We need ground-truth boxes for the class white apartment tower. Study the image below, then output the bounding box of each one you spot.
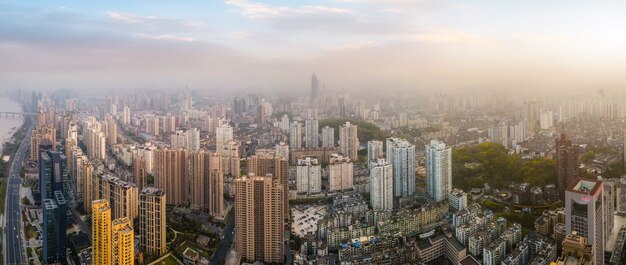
[426,140,452,202]
[386,138,415,197]
[370,158,393,211]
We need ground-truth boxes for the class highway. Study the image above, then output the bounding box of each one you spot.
[4,127,31,265]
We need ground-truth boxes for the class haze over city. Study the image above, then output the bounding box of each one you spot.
[3,1,626,95]
[3,1,626,265]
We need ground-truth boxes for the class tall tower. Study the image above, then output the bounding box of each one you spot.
[556,134,579,199]
[426,140,452,202]
[234,174,285,264]
[39,150,66,202]
[328,154,353,192]
[370,158,393,211]
[386,138,416,197]
[112,217,135,265]
[339,122,359,160]
[92,199,112,265]
[311,74,319,102]
[565,178,605,265]
[139,188,167,257]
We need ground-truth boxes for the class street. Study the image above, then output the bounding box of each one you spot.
[210,214,234,265]
[4,127,31,265]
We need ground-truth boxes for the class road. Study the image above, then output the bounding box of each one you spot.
[210,213,234,265]
[4,127,31,265]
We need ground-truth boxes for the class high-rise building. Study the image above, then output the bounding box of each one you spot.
[234,174,285,264]
[82,161,94,213]
[43,191,67,264]
[305,119,319,148]
[220,140,241,177]
[145,116,160,136]
[30,124,56,161]
[367,140,384,173]
[565,178,605,265]
[290,121,302,149]
[139,188,167,257]
[122,106,131,126]
[112,217,135,265]
[426,140,452,202]
[370,158,393,211]
[162,113,176,133]
[39,150,66,202]
[540,111,554,130]
[328,153,353,192]
[216,124,234,156]
[154,148,188,205]
[339,121,359,160]
[321,126,335,148]
[93,174,139,223]
[92,199,112,265]
[170,128,200,151]
[523,101,542,135]
[104,114,118,146]
[296,156,322,194]
[247,155,289,219]
[311,74,319,102]
[386,138,416,197]
[275,142,289,160]
[280,114,290,132]
[208,167,225,218]
[188,150,223,217]
[556,134,579,199]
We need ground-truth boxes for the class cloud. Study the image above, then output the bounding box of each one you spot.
[225,0,353,19]
[414,29,490,45]
[135,33,195,43]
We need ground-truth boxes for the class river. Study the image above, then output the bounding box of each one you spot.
[0,97,24,156]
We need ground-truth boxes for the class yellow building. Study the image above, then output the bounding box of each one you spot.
[112,217,135,265]
[92,199,112,265]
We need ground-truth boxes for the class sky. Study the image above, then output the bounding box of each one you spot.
[2,0,626,95]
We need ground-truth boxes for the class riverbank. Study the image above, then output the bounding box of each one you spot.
[0,97,24,157]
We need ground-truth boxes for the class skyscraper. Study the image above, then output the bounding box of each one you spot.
[321,126,335,148]
[290,121,302,149]
[104,114,118,146]
[43,190,67,264]
[39,150,66,202]
[556,134,579,199]
[565,178,605,265]
[234,174,285,264]
[386,138,416,197]
[247,154,289,219]
[304,119,319,148]
[139,188,167,257]
[112,217,135,265]
[426,140,452,202]
[339,121,359,160]
[93,174,139,223]
[170,128,200,151]
[328,153,353,192]
[296,156,322,194]
[370,158,393,211]
[92,199,112,265]
[31,124,56,161]
[311,74,319,102]
[122,106,131,126]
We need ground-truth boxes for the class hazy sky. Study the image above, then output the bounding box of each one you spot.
[2,0,626,94]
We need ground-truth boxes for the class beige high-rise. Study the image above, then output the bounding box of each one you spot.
[139,188,167,257]
[339,121,359,160]
[235,174,284,264]
[94,174,139,223]
[189,151,224,217]
[112,217,134,265]
[92,200,112,265]
[247,155,289,219]
[154,148,188,205]
[82,161,94,213]
[30,124,56,160]
[104,114,118,146]
[208,169,224,217]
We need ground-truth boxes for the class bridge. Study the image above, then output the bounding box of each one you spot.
[0,112,37,118]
